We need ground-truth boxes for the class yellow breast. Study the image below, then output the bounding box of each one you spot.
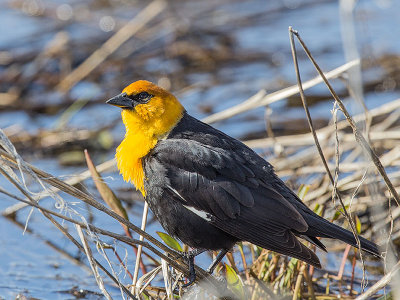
[116,133,157,196]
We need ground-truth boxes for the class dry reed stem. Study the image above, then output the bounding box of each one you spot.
[292,262,306,300]
[202,59,360,124]
[57,0,166,92]
[0,144,234,298]
[244,98,400,148]
[303,266,316,300]
[3,2,396,298]
[290,28,400,208]
[336,245,351,281]
[131,201,149,295]
[0,200,89,270]
[2,190,178,269]
[76,224,113,300]
[3,157,116,216]
[355,260,400,300]
[0,147,173,254]
[0,165,136,299]
[289,26,364,279]
[84,150,147,277]
[84,150,129,230]
[0,163,223,297]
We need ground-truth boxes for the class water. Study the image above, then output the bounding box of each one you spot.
[0,0,399,298]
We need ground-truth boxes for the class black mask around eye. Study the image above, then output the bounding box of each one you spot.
[129,92,153,104]
[106,91,153,108]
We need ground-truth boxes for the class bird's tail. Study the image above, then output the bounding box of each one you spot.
[305,214,380,257]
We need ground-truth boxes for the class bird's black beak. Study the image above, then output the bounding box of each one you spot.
[106,92,133,108]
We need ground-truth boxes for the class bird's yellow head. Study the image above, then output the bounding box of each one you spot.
[107,80,184,133]
[106,80,184,196]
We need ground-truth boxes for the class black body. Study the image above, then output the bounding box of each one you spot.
[143,112,379,267]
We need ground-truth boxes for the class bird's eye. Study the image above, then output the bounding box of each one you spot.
[135,92,152,103]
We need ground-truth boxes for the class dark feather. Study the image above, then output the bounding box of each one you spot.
[143,112,380,266]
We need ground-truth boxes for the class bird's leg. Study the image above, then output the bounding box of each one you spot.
[207,249,229,274]
[181,253,196,287]
[179,248,206,287]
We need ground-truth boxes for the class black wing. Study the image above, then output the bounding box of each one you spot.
[151,133,321,267]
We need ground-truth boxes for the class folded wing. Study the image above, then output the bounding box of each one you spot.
[152,138,322,267]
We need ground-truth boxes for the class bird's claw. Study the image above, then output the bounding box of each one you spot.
[181,252,196,287]
[180,272,196,288]
[175,250,205,288]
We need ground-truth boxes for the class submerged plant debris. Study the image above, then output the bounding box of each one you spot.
[1,0,400,299]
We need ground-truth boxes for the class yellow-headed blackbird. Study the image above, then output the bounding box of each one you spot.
[107,80,379,285]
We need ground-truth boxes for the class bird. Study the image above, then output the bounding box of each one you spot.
[106,80,380,286]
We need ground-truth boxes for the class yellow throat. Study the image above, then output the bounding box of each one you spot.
[115,81,184,197]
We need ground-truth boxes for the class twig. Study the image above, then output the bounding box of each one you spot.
[57,0,166,92]
[0,165,136,299]
[244,98,400,148]
[349,250,357,296]
[1,205,87,270]
[292,262,306,300]
[336,245,351,281]
[289,27,400,208]
[331,103,340,208]
[112,247,134,280]
[2,158,116,216]
[303,266,316,300]
[0,148,233,297]
[84,150,147,275]
[132,202,149,295]
[288,26,364,275]
[238,244,250,282]
[202,59,360,124]
[76,225,112,300]
[355,261,400,300]
[0,148,174,255]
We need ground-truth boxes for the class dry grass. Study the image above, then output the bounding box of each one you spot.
[1,0,400,299]
[1,49,398,297]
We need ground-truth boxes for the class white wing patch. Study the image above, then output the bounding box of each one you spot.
[167,185,213,222]
[183,205,212,222]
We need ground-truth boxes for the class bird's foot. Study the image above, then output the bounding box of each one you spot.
[181,256,195,287]
[176,249,206,287]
